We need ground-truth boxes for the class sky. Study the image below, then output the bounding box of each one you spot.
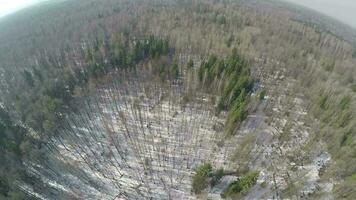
[284,0,356,29]
[0,0,44,17]
[0,0,355,29]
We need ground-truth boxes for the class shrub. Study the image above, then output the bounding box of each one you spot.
[347,173,356,181]
[340,130,353,146]
[221,171,259,198]
[192,174,210,194]
[225,95,248,135]
[192,163,213,194]
[351,84,356,92]
[336,111,352,128]
[187,59,194,69]
[318,94,328,110]
[339,96,351,110]
[196,163,213,177]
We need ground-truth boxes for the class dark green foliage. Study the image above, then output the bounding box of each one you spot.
[192,163,212,194]
[0,0,355,197]
[0,108,35,199]
[88,63,105,79]
[351,84,356,92]
[339,96,351,110]
[192,164,228,193]
[192,175,210,194]
[336,111,352,128]
[211,168,224,187]
[19,76,71,135]
[225,94,248,135]
[347,173,356,181]
[340,130,353,146]
[32,67,43,83]
[323,61,334,72]
[198,49,253,135]
[130,35,169,62]
[22,70,34,87]
[318,94,328,110]
[221,171,259,198]
[87,34,169,78]
[195,163,212,177]
[0,178,10,198]
[171,62,179,79]
[0,108,25,157]
[14,34,170,138]
[0,33,171,199]
[187,59,194,69]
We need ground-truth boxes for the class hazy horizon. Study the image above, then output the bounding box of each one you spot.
[283,0,356,29]
[0,0,46,18]
[0,0,356,29]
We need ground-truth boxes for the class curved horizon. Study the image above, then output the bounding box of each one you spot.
[0,0,47,18]
[283,0,356,29]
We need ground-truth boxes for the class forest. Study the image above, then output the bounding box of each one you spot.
[0,0,356,199]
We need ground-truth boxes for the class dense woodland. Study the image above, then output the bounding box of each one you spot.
[0,0,356,199]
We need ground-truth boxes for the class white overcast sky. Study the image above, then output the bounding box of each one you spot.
[0,0,355,28]
[283,0,356,28]
[0,0,44,17]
